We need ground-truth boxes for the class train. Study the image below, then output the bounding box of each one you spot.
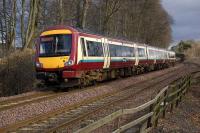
[35,26,176,87]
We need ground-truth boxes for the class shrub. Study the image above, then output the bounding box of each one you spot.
[185,42,200,58]
[0,49,36,96]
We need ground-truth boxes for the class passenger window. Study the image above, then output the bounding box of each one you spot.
[149,50,152,58]
[109,44,135,57]
[109,44,117,57]
[86,41,103,57]
[81,38,86,56]
[131,47,135,57]
[138,48,145,57]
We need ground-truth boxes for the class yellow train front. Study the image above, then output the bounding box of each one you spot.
[35,26,80,87]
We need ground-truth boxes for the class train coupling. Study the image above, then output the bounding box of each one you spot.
[36,72,58,81]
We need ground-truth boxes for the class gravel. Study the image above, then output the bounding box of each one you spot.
[0,65,184,128]
[0,91,41,102]
[72,67,190,133]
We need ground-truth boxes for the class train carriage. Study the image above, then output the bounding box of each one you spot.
[35,26,176,87]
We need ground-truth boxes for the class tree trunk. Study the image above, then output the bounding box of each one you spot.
[76,0,90,29]
[21,0,25,47]
[80,0,89,29]
[2,0,8,50]
[9,0,17,50]
[101,0,121,35]
[22,0,39,50]
[58,0,64,24]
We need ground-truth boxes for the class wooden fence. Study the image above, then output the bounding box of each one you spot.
[75,75,191,133]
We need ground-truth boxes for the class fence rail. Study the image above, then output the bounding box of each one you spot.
[75,75,191,133]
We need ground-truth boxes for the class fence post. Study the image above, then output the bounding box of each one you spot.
[188,76,191,92]
[177,78,184,108]
[140,121,147,133]
[185,76,190,94]
[181,77,187,101]
[154,97,161,128]
[147,104,153,128]
[170,101,174,113]
[117,116,121,129]
[175,90,180,108]
[180,90,182,102]
[154,115,158,128]
[183,80,187,96]
[189,76,191,87]
[170,85,176,113]
[162,90,167,118]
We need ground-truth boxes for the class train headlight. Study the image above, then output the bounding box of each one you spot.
[65,60,74,66]
[35,62,43,68]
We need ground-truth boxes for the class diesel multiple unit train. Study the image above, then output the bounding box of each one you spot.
[35,26,176,87]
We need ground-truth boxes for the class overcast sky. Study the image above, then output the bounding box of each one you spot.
[162,0,200,42]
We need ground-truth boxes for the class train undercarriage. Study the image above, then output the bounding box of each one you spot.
[36,62,175,88]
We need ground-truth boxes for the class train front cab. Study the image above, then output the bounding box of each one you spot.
[35,28,78,84]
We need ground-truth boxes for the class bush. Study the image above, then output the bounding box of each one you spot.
[185,42,200,58]
[0,49,36,96]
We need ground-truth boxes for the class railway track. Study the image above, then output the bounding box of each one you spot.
[0,65,182,113]
[45,69,187,133]
[0,66,187,133]
[0,91,69,112]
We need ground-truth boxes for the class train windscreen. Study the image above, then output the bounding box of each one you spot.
[39,34,72,57]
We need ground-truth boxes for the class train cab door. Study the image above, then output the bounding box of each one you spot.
[79,37,88,62]
[102,38,110,69]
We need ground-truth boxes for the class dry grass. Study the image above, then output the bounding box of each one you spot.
[0,49,36,96]
[185,42,200,58]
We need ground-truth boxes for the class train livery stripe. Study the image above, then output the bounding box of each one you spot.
[111,59,135,62]
[79,59,104,63]
[79,59,136,63]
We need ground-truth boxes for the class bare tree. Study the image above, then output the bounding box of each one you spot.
[22,0,40,50]
[0,0,17,53]
[101,0,121,35]
[9,0,17,49]
[58,0,64,24]
[81,0,90,29]
[1,0,173,52]
[20,0,25,48]
[76,0,90,29]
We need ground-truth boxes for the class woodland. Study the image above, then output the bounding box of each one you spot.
[0,0,173,96]
[0,0,172,53]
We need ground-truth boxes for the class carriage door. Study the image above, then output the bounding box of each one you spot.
[135,44,139,66]
[103,38,110,69]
